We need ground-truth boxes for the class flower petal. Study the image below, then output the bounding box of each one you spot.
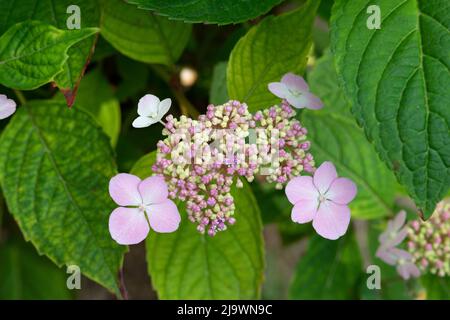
[327,177,357,205]
[0,94,17,119]
[138,175,169,205]
[313,161,337,194]
[291,198,318,223]
[376,247,398,265]
[109,173,142,206]
[132,116,158,128]
[312,201,350,240]
[268,82,289,99]
[109,207,149,245]
[397,262,420,280]
[285,176,318,204]
[392,210,406,231]
[302,92,324,110]
[137,94,159,116]
[281,73,309,92]
[146,199,181,233]
[158,98,172,118]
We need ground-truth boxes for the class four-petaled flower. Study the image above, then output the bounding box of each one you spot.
[376,210,420,280]
[268,73,323,110]
[0,94,16,120]
[108,173,181,245]
[285,161,357,240]
[132,94,171,128]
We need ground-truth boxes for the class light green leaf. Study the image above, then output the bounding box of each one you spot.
[0,21,98,90]
[0,240,72,299]
[330,0,450,218]
[0,100,126,295]
[72,68,121,147]
[227,0,319,112]
[0,0,100,104]
[131,152,265,299]
[209,61,229,105]
[302,51,398,219]
[100,0,192,65]
[289,233,362,299]
[125,0,282,25]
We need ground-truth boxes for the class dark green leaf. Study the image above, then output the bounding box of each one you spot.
[330,0,450,218]
[0,100,126,295]
[209,61,228,105]
[125,0,283,25]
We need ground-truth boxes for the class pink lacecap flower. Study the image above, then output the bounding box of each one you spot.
[268,73,323,110]
[285,161,357,240]
[378,210,408,249]
[0,94,17,120]
[108,173,181,245]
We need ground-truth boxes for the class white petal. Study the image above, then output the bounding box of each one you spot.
[157,98,171,119]
[0,95,17,120]
[138,94,160,117]
[132,116,158,128]
[268,82,289,99]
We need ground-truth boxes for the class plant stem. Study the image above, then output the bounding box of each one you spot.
[118,267,129,300]
[13,89,27,105]
[151,65,199,118]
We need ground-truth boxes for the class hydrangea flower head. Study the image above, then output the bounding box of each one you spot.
[132,94,171,128]
[268,73,323,110]
[285,161,357,240]
[152,100,315,236]
[407,198,450,277]
[108,173,181,245]
[0,94,16,119]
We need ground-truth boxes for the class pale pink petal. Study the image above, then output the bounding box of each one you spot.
[392,210,406,231]
[291,198,318,223]
[268,82,289,99]
[0,95,16,119]
[389,247,413,260]
[109,207,149,245]
[376,247,398,265]
[109,173,142,206]
[327,177,357,205]
[390,227,408,247]
[397,262,420,280]
[285,94,307,109]
[132,116,158,128]
[138,175,169,205]
[281,73,309,92]
[313,161,337,194]
[146,199,180,233]
[302,92,324,110]
[285,176,318,204]
[312,201,350,240]
[137,94,159,116]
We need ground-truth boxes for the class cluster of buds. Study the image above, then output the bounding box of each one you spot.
[152,99,315,235]
[407,199,450,277]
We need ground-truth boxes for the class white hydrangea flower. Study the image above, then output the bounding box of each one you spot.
[0,94,17,120]
[132,94,171,128]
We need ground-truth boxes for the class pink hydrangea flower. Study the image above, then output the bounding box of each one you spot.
[285,161,357,240]
[0,94,16,119]
[268,73,323,110]
[108,173,181,245]
[378,210,408,249]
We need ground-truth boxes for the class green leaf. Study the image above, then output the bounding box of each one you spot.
[289,233,362,299]
[100,0,192,65]
[72,68,121,147]
[302,51,398,219]
[0,0,100,104]
[421,274,450,299]
[0,100,126,295]
[209,61,229,105]
[227,0,319,113]
[330,0,450,218]
[125,0,282,25]
[0,240,72,299]
[131,153,265,299]
[0,21,98,90]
